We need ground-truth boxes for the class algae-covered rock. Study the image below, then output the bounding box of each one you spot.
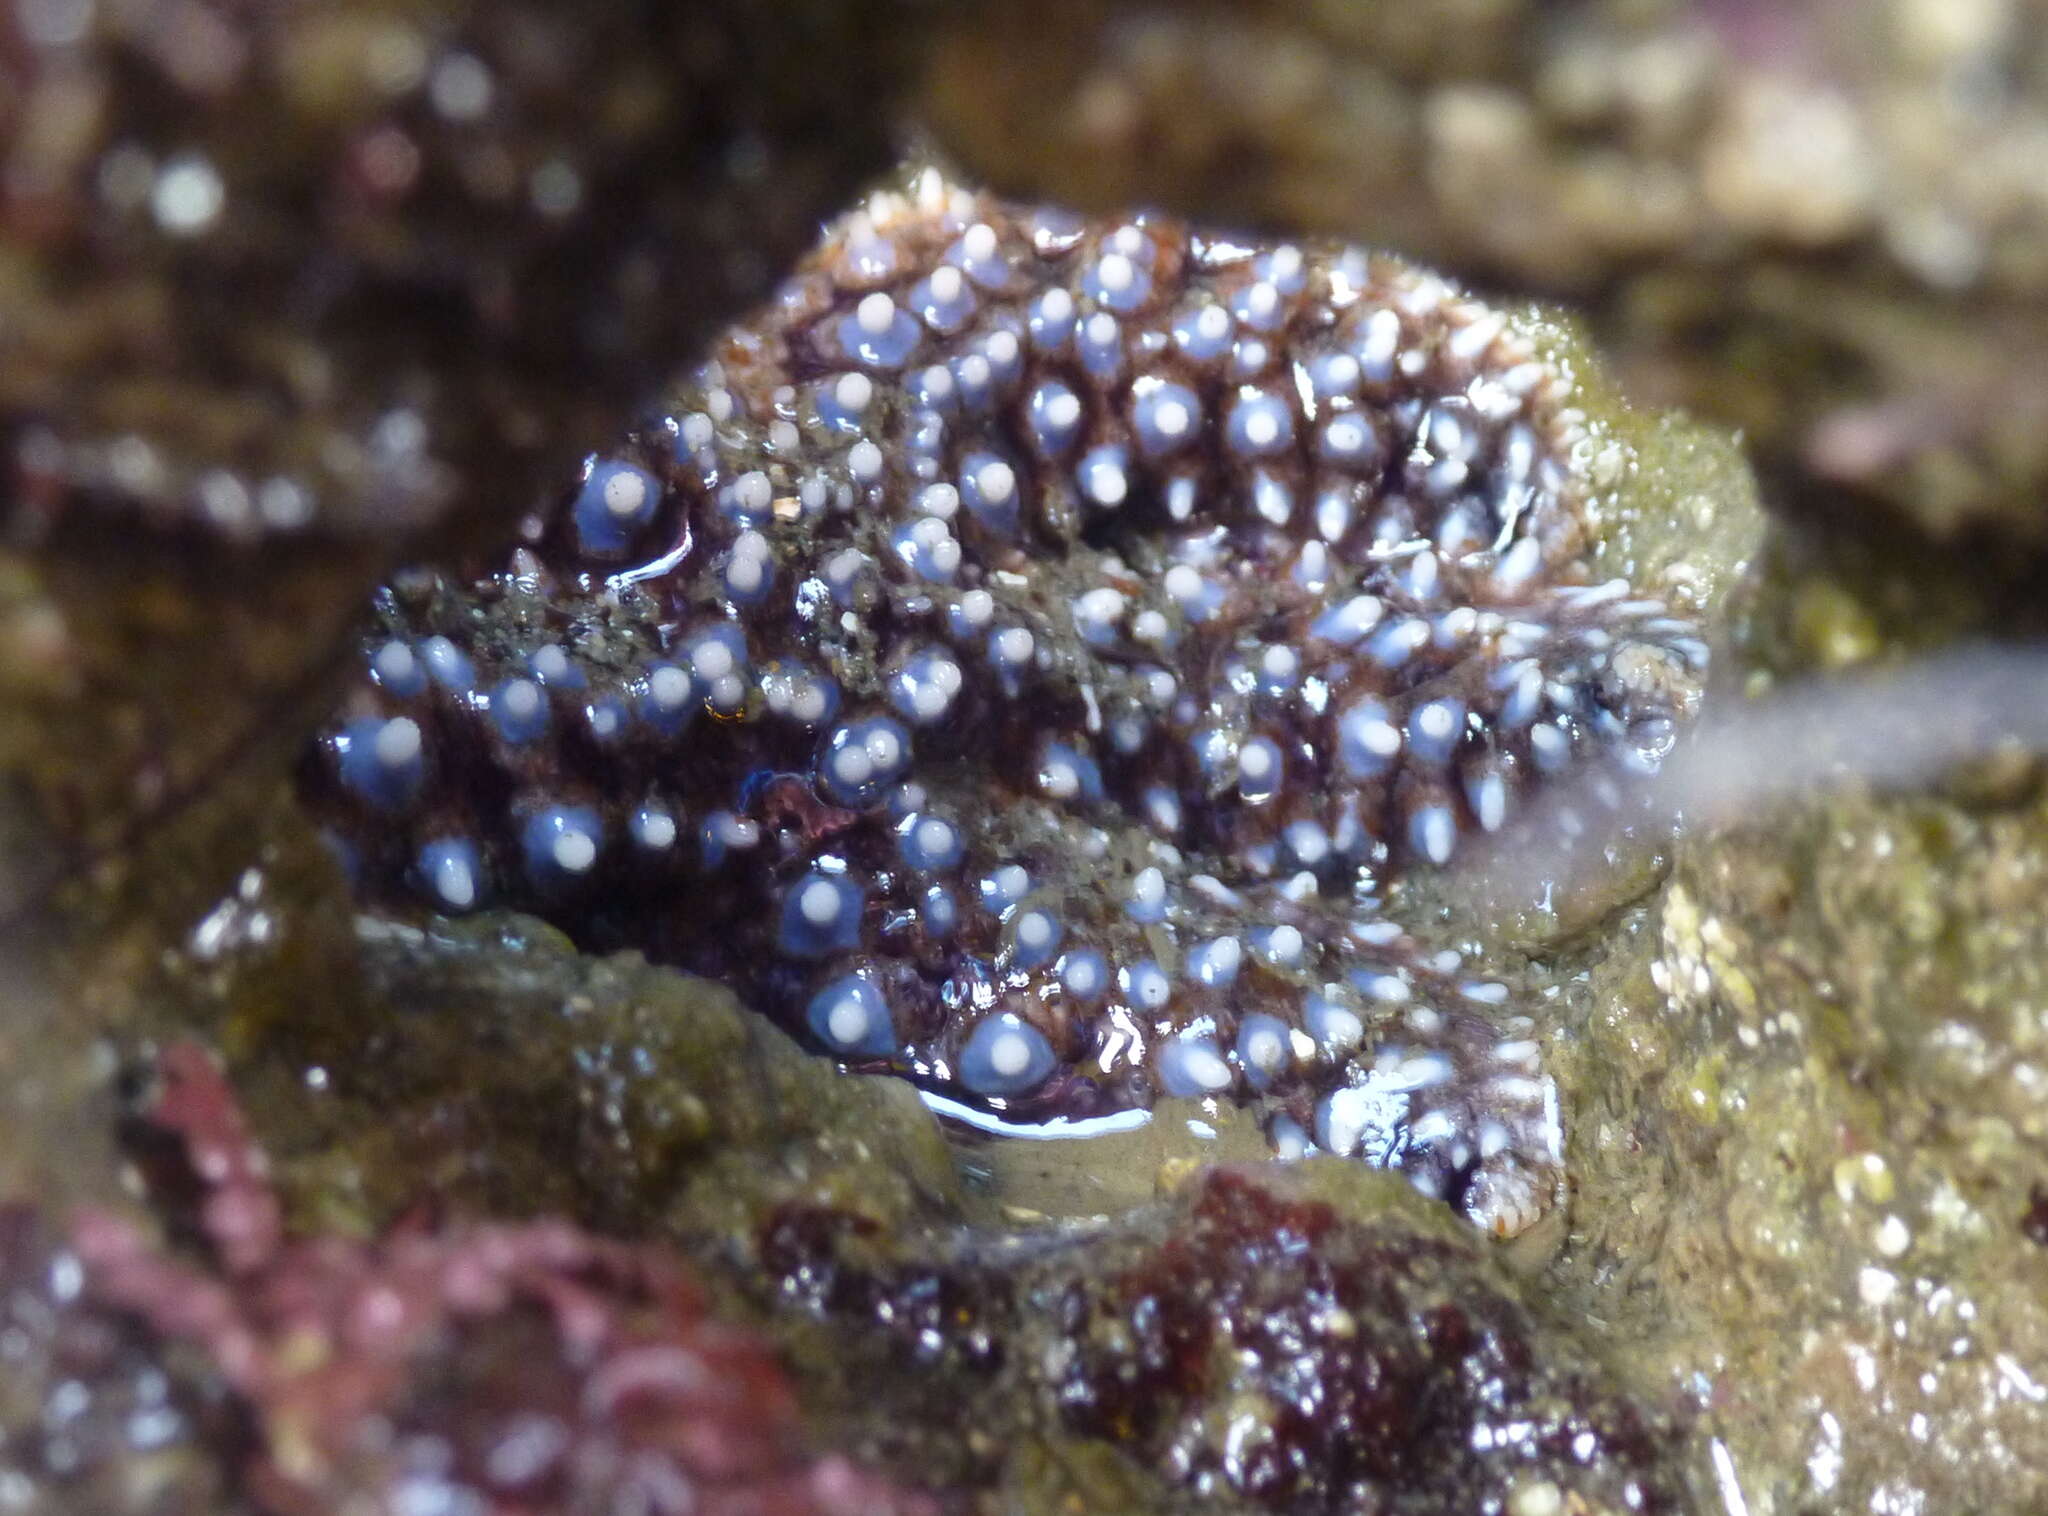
[1561,777,2048,1514]
[758,1161,1699,1515]
[1539,516,2048,1512]
[134,867,969,1254]
[0,1043,941,1516]
[337,913,968,1246]
[0,1204,232,1516]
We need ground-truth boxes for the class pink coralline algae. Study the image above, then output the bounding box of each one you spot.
[304,173,1709,1235]
[62,1043,934,1516]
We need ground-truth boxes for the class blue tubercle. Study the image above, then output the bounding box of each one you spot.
[959,1012,1058,1097]
[572,458,662,557]
[779,870,866,958]
[807,973,897,1057]
[335,716,424,811]
[520,804,604,888]
[416,836,484,912]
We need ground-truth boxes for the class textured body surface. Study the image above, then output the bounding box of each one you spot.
[303,175,1712,1235]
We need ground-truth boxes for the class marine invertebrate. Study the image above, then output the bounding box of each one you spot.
[66,1043,934,1516]
[303,172,1711,1235]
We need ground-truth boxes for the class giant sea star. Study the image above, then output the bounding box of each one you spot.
[302,171,1710,1236]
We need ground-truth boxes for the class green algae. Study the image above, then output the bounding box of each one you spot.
[1555,764,2048,1513]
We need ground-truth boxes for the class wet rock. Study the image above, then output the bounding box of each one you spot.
[220,897,966,1252]
[1053,1165,1690,1513]
[100,834,1710,1512]
[759,1162,1696,1515]
[1555,584,2048,1516]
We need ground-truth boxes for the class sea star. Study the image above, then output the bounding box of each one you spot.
[302,171,1709,1236]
